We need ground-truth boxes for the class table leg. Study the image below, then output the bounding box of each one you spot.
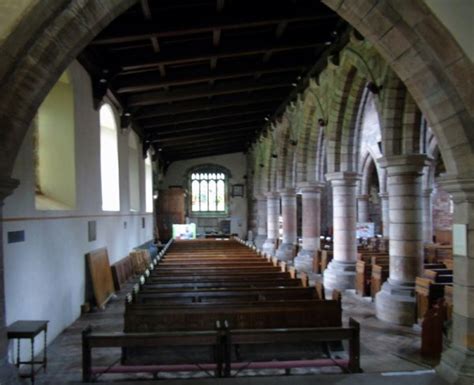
[43,328,47,371]
[16,339,20,368]
[31,337,34,384]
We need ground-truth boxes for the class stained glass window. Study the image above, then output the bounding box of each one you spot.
[190,168,227,213]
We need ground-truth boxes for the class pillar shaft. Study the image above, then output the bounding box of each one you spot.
[323,172,360,292]
[379,192,390,238]
[422,188,434,243]
[437,175,474,385]
[262,192,279,255]
[254,196,267,249]
[295,183,324,272]
[375,155,428,325]
[357,194,370,223]
[276,188,297,261]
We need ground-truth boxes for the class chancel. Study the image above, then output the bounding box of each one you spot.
[0,1,472,384]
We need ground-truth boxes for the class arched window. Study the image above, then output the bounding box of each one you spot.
[100,103,120,211]
[128,131,140,211]
[189,166,228,214]
[145,151,153,213]
[35,71,76,210]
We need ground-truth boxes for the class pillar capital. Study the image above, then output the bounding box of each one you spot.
[379,154,431,176]
[265,191,280,199]
[325,171,360,186]
[0,177,19,205]
[278,187,296,197]
[297,181,325,194]
[437,173,474,203]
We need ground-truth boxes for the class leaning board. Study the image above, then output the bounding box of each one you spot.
[86,248,115,309]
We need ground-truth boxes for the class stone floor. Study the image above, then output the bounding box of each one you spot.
[13,280,446,385]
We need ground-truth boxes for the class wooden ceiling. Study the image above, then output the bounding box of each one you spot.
[79,0,347,162]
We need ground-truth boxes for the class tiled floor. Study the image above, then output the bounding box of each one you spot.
[20,281,443,385]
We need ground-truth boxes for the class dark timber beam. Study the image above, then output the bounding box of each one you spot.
[119,36,325,72]
[116,64,304,93]
[91,12,337,45]
[158,132,253,147]
[140,107,271,128]
[167,146,246,161]
[152,126,258,143]
[128,77,292,107]
[143,116,263,134]
[134,96,283,119]
[147,121,260,138]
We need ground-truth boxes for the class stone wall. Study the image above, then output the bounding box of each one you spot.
[432,183,453,231]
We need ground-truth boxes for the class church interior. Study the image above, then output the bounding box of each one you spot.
[0,0,472,384]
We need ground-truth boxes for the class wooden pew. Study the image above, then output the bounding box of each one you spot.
[111,255,134,291]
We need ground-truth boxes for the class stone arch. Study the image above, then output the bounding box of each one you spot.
[322,0,473,176]
[0,0,136,180]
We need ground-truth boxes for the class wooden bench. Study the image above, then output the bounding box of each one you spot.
[82,319,361,381]
[370,263,389,299]
[111,255,134,291]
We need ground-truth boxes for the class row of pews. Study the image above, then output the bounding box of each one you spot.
[82,238,361,381]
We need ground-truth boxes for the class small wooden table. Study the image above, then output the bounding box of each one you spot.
[7,320,48,384]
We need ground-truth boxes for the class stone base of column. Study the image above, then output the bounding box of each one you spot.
[437,345,474,385]
[375,281,416,325]
[0,359,20,384]
[323,260,356,293]
[262,238,277,256]
[294,249,316,273]
[275,243,296,261]
[254,234,267,249]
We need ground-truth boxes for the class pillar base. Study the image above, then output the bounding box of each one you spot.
[375,280,416,326]
[438,345,474,385]
[294,249,316,273]
[254,234,267,249]
[323,260,356,293]
[275,243,296,261]
[262,238,277,256]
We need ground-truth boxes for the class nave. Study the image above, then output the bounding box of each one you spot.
[29,239,444,384]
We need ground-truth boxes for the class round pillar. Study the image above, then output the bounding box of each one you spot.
[357,194,370,223]
[294,182,324,273]
[254,195,267,249]
[379,192,390,239]
[262,191,279,256]
[436,175,474,385]
[323,172,360,293]
[276,188,297,261]
[375,154,429,325]
[422,188,434,243]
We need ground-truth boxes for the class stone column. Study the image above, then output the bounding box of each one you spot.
[422,188,434,243]
[254,195,267,249]
[294,182,324,273]
[356,194,370,223]
[323,172,360,292]
[379,192,390,239]
[262,192,279,256]
[375,155,428,325]
[276,188,297,261]
[0,177,21,383]
[437,175,474,385]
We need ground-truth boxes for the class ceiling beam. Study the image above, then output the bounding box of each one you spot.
[158,131,254,146]
[168,147,246,161]
[147,121,260,138]
[128,77,292,107]
[119,36,325,72]
[134,96,283,119]
[140,107,271,128]
[116,63,304,93]
[153,125,258,142]
[146,117,261,134]
[91,12,337,46]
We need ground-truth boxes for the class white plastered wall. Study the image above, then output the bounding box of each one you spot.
[2,61,153,361]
